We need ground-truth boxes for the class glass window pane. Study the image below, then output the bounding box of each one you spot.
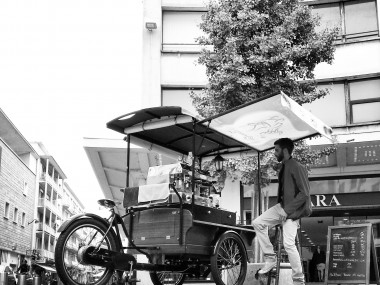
[345,0,378,35]
[243,185,253,198]
[352,102,380,123]
[163,11,205,45]
[162,89,201,115]
[303,83,346,126]
[311,3,341,33]
[350,78,380,101]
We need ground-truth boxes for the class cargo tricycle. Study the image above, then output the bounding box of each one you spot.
[54,93,333,285]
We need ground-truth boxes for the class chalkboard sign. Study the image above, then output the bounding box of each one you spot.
[325,223,376,284]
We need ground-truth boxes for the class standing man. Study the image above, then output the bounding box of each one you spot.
[252,138,312,285]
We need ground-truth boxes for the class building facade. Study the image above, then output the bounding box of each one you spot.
[30,142,85,266]
[0,109,38,271]
[141,0,380,280]
[60,182,85,270]
[0,109,85,275]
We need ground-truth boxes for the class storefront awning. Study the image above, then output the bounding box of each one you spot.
[35,264,57,273]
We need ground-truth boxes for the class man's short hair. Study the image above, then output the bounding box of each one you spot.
[274,138,294,154]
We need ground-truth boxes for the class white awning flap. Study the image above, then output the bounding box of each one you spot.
[208,92,334,151]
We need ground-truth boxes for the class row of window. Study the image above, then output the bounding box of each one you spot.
[3,202,27,227]
[304,76,380,126]
[161,0,379,49]
[162,76,380,126]
[311,0,379,42]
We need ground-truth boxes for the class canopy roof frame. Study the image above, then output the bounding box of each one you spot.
[107,92,333,160]
[107,92,335,215]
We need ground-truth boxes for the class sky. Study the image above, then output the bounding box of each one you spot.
[0,0,143,212]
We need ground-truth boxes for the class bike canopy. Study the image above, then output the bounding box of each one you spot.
[107,92,334,159]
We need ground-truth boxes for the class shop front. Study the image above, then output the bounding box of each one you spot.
[243,176,380,282]
[300,190,380,282]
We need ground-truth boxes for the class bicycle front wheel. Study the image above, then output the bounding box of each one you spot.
[55,218,118,285]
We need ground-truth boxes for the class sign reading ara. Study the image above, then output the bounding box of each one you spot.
[311,194,341,207]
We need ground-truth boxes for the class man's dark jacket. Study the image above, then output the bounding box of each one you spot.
[277,158,312,220]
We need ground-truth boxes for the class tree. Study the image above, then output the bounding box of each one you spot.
[193,0,338,118]
[193,0,338,189]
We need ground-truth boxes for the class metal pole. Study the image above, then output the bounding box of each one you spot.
[191,119,196,206]
[126,135,131,188]
[239,181,244,224]
[257,152,262,215]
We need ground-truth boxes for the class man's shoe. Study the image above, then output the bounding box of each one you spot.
[292,277,305,285]
[258,259,277,274]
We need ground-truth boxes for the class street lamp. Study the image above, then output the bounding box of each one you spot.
[145,22,157,31]
[214,154,225,172]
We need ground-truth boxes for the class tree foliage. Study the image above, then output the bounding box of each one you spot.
[192,0,338,118]
[205,140,336,187]
[193,0,338,186]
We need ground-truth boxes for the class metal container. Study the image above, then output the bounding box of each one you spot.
[18,274,27,285]
[32,276,41,285]
[0,273,8,285]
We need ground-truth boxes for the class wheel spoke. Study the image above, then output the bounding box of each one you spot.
[217,253,231,263]
[220,242,231,259]
[62,224,112,285]
[212,235,247,285]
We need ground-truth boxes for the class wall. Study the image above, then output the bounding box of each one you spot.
[141,0,162,108]
[0,139,36,259]
[315,40,380,79]
[219,178,241,220]
[19,153,37,175]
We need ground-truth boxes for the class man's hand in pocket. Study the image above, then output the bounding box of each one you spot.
[279,207,288,222]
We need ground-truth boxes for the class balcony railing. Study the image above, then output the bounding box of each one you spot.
[40,173,61,189]
[37,198,44,207]
[41,249,54,260]
[38,198,60,214]
[35,222,56,236]
[33,248,54,261]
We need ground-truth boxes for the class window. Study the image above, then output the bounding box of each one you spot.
[4,202,10,219]
[21,212,26,227]
[243,210,252,225]
[13,207,18,224]
[311,2,341,34]
[344,0,378,38]
[0,250,9,263]
[162,11,206,52]
[349,78,380,124]
[311,0,378,42]
[23,181,28,196]
[304,83,346,126]
[311,76,380,125]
